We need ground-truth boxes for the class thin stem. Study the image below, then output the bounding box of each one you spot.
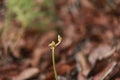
[52,47,58,80]
[49,35,62,80]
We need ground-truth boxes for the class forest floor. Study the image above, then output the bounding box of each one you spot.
[0,0,120,80]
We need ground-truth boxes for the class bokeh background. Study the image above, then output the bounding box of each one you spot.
[0,0,120,80]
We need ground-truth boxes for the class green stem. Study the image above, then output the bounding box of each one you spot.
[51,47,58,80]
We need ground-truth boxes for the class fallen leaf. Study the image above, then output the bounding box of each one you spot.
[13,68,39,80]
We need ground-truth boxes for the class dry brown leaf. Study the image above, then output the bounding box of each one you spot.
[79,0,94,8]
[88,44,115,65]
[93,61,117,80]
[13,68,39,80]
[76,51,91,76]
[78,73,86,80]
[57,63,72,75]
[93,13,109,25]
[116,78,120,80]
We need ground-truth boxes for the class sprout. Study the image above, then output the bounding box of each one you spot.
[49,35,62,48]
[49,35,62,80]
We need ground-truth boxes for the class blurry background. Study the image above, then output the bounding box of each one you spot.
[0,0,120,80]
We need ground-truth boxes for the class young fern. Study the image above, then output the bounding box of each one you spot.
[49,35,62,80]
